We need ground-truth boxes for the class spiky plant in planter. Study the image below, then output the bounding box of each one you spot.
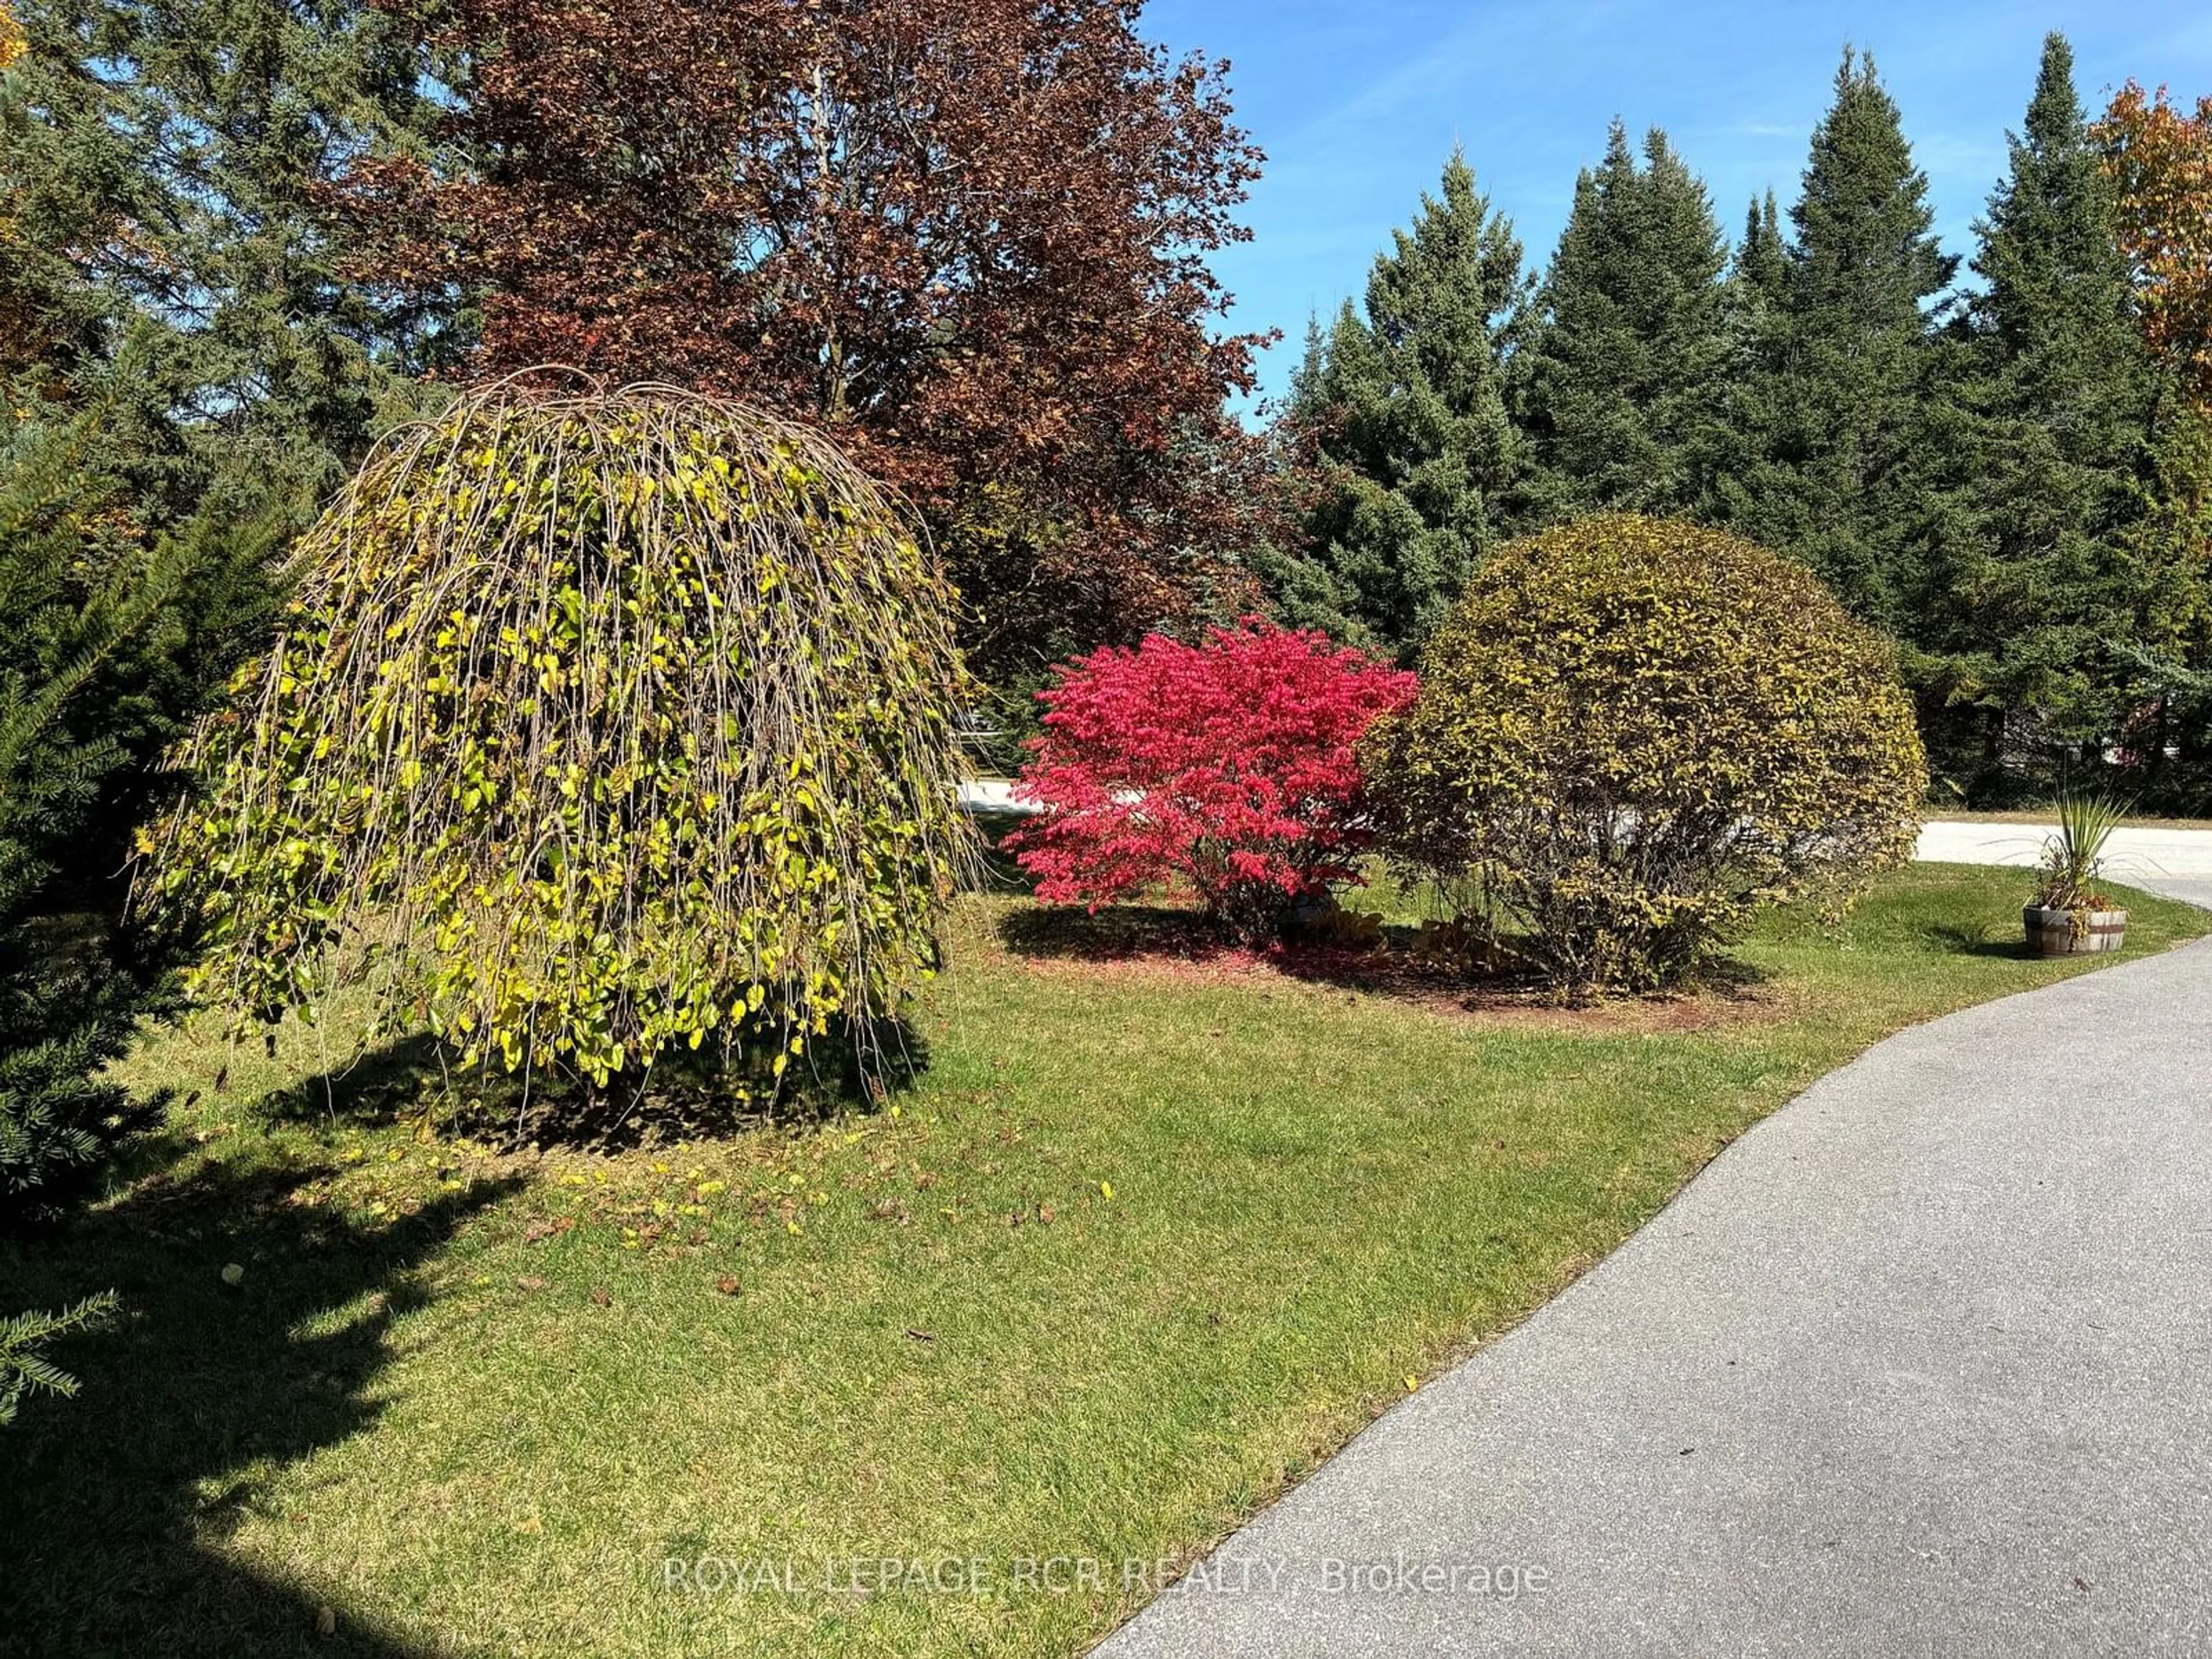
[146,377,975,1105]
[2025,792,2130,956]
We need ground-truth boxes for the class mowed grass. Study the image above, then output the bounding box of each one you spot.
[2,864,2203,1658]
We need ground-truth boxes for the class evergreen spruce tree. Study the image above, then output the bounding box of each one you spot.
[1703,192,1791,524]
[0,373,293,1217]
[4,1,327,1211]
[1718,49,1955,631]
[0,0,459,485]
[1734,191,1789,308]
[1277,151,1529,658]
[1250,317,1361,638]
[0,0,426,1214]
[1914,33,2165,791]
[1516,122,1732,519]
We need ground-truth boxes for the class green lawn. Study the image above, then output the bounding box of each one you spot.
[3,863,2203,1658]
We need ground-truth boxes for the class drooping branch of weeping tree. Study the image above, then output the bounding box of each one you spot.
[146,373,976,1094]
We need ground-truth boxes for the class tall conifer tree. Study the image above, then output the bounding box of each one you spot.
[0,0,365,1207]
[1718,49,1954,630]
[1,0,456,483]
[1704,191,1790,515]
[1280,150,1529,657]
[1517,122,1732,519]
[1734,191,1789,306]
[1917,34,2168,789]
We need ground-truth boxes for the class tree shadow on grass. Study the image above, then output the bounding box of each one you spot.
[1266,937,1778,1017]
[0,1132,522,1657]
[998,900,1782,1020]
[995,901,1233,963]
[247,1023,930,1155]
[260,1030,451,1130]
[997,899,1518,1003]
[1924,920,2032,959]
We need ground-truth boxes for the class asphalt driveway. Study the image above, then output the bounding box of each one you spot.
[1099,864,2212,1658]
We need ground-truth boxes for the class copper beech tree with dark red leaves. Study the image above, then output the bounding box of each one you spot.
[1005,622,1416,941]
[347,0,1270,671]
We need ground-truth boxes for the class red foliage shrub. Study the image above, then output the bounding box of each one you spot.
[1006,622,1416,939]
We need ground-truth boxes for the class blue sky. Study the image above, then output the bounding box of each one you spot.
[1139,1,2212,409]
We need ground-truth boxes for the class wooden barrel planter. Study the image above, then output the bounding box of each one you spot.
[2022,905,2128,957]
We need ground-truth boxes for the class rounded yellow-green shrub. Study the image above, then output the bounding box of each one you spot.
[1361,514,1926,994]
[145,379,975,1094]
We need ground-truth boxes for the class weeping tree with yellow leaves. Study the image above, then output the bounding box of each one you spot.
[145,378,975,1105]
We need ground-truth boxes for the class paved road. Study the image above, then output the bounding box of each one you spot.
[1099,858,2212,1657]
